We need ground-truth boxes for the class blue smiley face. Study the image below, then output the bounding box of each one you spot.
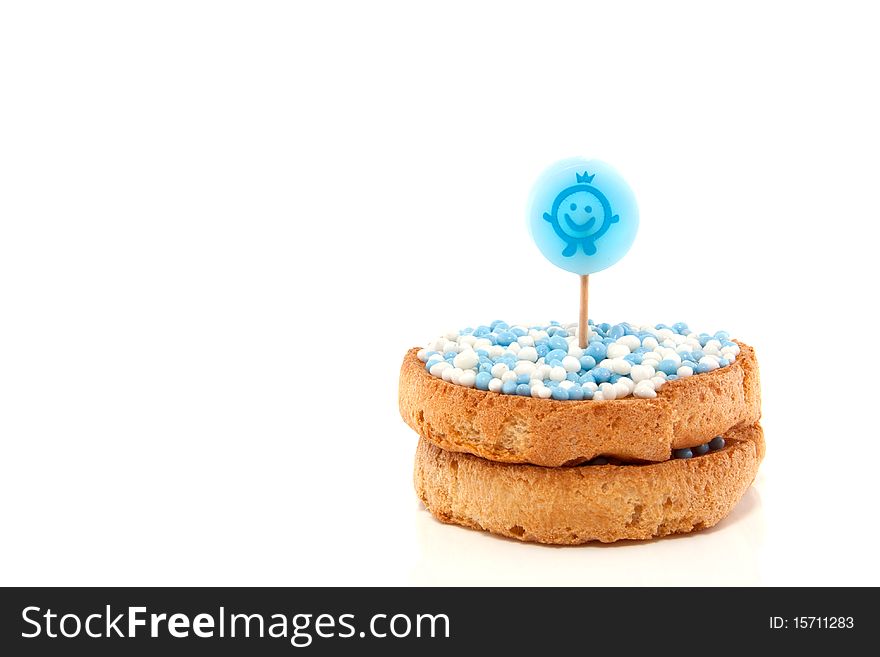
[542,174,619,256]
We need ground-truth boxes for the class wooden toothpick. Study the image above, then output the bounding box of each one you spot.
[579,274,589,348]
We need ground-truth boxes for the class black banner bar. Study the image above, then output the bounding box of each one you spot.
[0,587,869,655]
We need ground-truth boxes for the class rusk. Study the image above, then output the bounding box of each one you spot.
[400,342,761,465]
[414,422,764,544]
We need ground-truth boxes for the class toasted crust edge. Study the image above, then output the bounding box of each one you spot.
[399,342,761,465]
[414,422,764,544]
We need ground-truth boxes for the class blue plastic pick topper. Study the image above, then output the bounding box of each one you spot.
[527,158,638,275]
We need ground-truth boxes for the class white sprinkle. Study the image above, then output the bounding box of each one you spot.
[599,382,617,400]
[488,377,503,393]
[633,381,657,398]
[490,363,508,378]
[549,366,567,382]
[515,361,537,376]
[459,335,478,348]
[705,339,722,351]
[567,344,584,358]
[535,385,552,399]
[453,349,479,370]
[642,336,659,350]
[562,355,581,373]
[606,343,630,359]
[417,348,430,361]
[630,364,655,382]
[443,329,459,341]
[501,370,518,383]
[473,338,493,350]
[611,358,632,375]
[441,367,456,382]
[635,378,656,391]
[518,346,538,363]
[582,381,599,392]
[617,335,641,351]
[651,375,666,390]
[508,342,522,354]
[536,364,552,379]
[517,336,535,347]
[614,379,633,397]
[593,391,605,401]
[657,328,675,340]
[488,345,504,359]
[459,370,476,387]
[559,380,575,390]
[699,356,720,371]
[429,361,451,377]
[677,365,694,377]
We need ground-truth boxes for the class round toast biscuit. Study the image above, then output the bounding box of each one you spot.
[399,342,761,465]
[414,422,764,544]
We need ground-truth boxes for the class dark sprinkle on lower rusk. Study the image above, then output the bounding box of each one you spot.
[585,434,728,466]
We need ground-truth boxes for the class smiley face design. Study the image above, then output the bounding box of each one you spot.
[542,172,619,256]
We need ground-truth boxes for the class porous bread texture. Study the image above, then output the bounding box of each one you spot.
[414,422,764,545]
[399,341,761,465]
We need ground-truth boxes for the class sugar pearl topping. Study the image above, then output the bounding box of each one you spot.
[417,321,739,401]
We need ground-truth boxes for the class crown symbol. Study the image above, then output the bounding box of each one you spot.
[576,172,595,184]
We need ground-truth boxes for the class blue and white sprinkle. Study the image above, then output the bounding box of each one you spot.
[417,321,739,401]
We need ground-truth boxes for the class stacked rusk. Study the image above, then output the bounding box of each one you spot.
[398,343,763,544]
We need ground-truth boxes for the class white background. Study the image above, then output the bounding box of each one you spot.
[1,1,878,586]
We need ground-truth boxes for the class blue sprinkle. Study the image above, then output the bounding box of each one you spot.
[623,353,642,364]
[479,363,492,374]
[546,348,568,362]
[548,359,563,368]
[691,349,705,361]
[475,372,492,390]
[592,367,612,383]
[609,324,626,339]
[473,326,491,337]
[721,340,736,348]
[511,327,526,337]
[692,443,710,456]
[623,323,637,336]
[426,358,442,371]
[491,320,509,330]
[546,379,559,388]
[495,331,516,346]
[672,321,688,334]
[475,349,489,358]
[667,374,678,381]
[586,343,607,360]
[581,387,594,399]
[535,344,549,358]
[698,334,710,347]
[609,373,621,383]
[655,323,669,330]
[460,327,473,335]
[568,386,584,400]
[719,358,730,367]
[695,363,712,374]
[566,372,579,382]
[501,380,517,395]
[516,373,530,384]
[549,320,561,326]
[551,387,569,401]
[657,359,678,375]
[516,383,532,396]
[534,337,549,346]
[579,372,596,384]
[599,323,611,333]
[555,330,569,338]
[548,335,568,352]
[682,360,698,370]
[602,337,615,345]
[485,334,498,345]
[444,352,456,361]
[673,448,693,459]
[709,436,725,451]
[579,355,597,371]
[714,330,730,341]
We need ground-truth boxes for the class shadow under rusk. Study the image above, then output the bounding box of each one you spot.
[410,486,765,586]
